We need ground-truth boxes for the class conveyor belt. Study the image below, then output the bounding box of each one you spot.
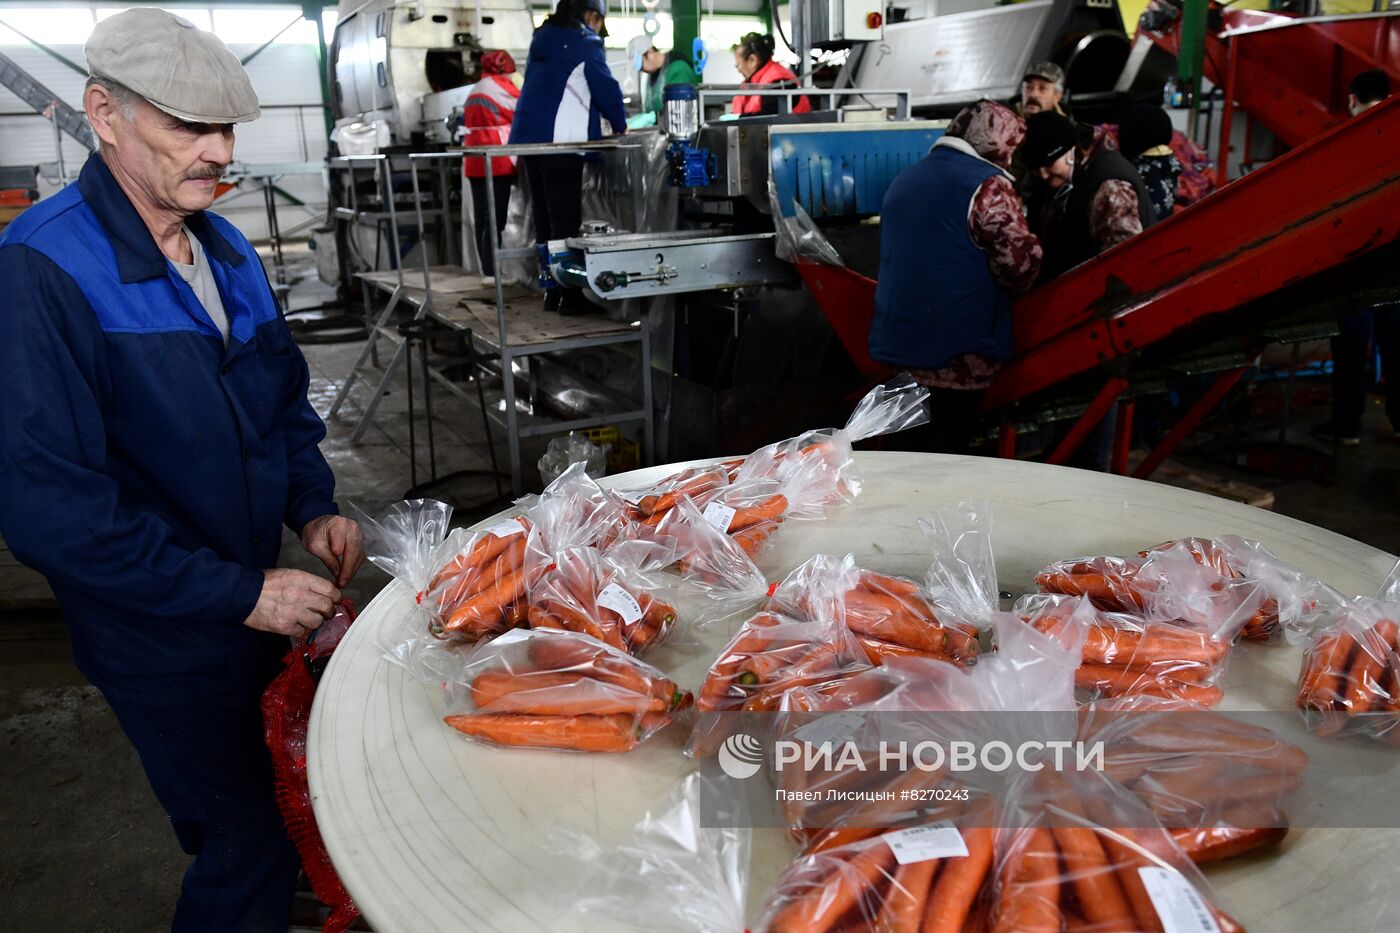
[982,92,1400,409]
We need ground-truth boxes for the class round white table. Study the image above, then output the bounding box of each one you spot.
[309,452,1400,932]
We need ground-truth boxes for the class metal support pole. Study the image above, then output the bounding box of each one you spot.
[997,421,1017,459]
[483,148,521,492]
[1110,400,1136,475]
[1132,367,1249,479]
[306,2,335,140]
[673,0,702,70]
[1217,38,1238,184]
[640,306,654,466]
[1047,377,1128,466]
[51,115,66,185]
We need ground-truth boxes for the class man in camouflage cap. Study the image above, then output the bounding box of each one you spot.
[1018,60,1070,118]
[0,9,362,930]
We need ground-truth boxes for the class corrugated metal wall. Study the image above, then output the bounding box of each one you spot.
[1,13,330,243]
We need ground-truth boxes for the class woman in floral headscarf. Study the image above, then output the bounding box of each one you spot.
[869,99,1043,453]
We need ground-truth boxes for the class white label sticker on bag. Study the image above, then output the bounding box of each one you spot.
[484,519,525,539]
[616,489,648,505]
[596,582,643,625]
[1138,867,1222,933]
[702,501,736,533]
[792,712,864,747]
[882,822,969,865]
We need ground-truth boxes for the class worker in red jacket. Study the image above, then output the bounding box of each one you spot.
[462,50,520,278]
[731,33,810,116]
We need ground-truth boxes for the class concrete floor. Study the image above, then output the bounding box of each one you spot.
[2,247,1398,930]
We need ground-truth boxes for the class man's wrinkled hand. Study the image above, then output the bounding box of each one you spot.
[300,514,364,588]
[243,569,341,637]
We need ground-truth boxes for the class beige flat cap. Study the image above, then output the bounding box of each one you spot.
[85,8,260,124]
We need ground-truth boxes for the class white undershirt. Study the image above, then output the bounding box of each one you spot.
[170,227,230,346]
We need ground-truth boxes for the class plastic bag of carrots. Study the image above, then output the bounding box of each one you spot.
[1077,696,1304,858]
[1138,537,1339,642]
[660,496,773,625]
[356,498,535,655]
[990,771,1246,933]
[727,374,931,516]
[754,806,998,933]
[1294,595,1400,743]
[687,610,872,757]
[768,554,980,667]
[1016,594,1232,707]
[606,463,731,542]
[554,772,751,933]
[525,538,682,657]
[440,629,692,752]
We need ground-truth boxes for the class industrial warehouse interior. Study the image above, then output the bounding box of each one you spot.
[2,1,1399,931]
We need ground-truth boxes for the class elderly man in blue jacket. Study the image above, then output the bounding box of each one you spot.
[0,10,362,931]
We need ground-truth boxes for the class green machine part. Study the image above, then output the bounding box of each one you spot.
[672,0,701,68]
[1178,0,1208,135]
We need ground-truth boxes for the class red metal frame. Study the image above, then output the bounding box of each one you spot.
[1131,367,1250,480]
[1046,377,1128,466]
[986,93,1400,409]
[794,261,889,382]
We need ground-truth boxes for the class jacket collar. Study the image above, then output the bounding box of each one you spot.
[77,155,245,284]
[932,135,1014,181]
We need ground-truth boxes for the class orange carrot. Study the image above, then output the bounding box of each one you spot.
[1050,826,1136,931]
[768,841,896,932]
[1169,827,1287,865]
[992,828,1061,933]
[445,567,526,635]
[469,670,661,716]
[859,571,922,600]
[1076,665,1224,706]
[442,713,639,751]
[728,493,789,532]
[1297,630,1358,716]
[877,857,938,933]
[923,826,994,933]
[857,635,956,667]
[1094,828,1164,933]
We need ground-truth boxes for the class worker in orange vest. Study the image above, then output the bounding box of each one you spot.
[461,50,520,279]
[730,33,810,116]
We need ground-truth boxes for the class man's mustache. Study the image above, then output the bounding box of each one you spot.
[185,166,225,182]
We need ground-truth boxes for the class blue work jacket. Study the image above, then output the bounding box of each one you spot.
[509,23,627,145]
[0,156,337,704]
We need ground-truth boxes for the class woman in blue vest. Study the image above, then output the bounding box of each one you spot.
[869,100,1043,453]
[510,0,627,314]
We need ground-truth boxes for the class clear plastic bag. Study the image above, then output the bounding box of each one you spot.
[553,771,750,932]
[660,495,772,626]
[753,814,997,933]
[918,500,1000,664]
[1016,593,1232,707]
[1294,595,1400,742]
[537,434,608,485]
[768,553,980,666]
[731,375,930,515]
[525,537,682,656]
[1139,536,1342,642]
[439,628,691,752]
[688,609,873,757]
[606,464,732,541]
[521,461,631,577]
[991,774,1246,933]
[1079,695,1306,838]
[357,499,534,679]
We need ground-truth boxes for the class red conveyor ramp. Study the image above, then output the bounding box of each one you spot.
[982,92,1400,409]
[1147,7,1400,151]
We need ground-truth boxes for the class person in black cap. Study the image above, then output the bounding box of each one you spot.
[1118,102,1181,221]
[1021,110,1155,281]
[1349,69,1391,116]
